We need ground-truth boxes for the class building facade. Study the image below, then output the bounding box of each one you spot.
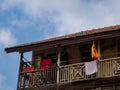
[5,25,120,90]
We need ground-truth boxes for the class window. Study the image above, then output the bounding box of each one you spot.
[100,37,117,59]
[79,42,93,62]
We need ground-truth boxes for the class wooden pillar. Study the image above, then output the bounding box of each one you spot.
[17,52,23,90]
[57,47,61,66]
[97,40,100,78]
[98,40,100,60]
[57,47,61,84]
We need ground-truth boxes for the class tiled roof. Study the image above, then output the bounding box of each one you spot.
[5,25,120,53]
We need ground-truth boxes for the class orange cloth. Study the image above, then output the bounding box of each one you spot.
[91,42,98,60]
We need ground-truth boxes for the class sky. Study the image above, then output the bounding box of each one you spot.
[0,0,120,89]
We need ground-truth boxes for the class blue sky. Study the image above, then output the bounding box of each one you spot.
[0,0,120,89]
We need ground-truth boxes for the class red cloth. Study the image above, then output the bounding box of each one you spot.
[41,59,52,65]
[40,58,52,69]
[22,66,34,73]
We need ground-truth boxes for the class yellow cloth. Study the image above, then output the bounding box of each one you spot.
[91,42,98,60]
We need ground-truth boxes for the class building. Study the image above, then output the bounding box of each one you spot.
[5,25,120,90]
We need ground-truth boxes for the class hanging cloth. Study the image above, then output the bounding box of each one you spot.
[91,42,98,60]
[84,60,97,75]
[40,58,52,69]
[22,66,34,73]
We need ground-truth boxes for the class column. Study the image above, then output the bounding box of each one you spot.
[57,47,61,84]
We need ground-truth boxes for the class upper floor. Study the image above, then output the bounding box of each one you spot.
[5,25,120,90]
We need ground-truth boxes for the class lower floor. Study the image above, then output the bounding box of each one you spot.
[20,77,120,90]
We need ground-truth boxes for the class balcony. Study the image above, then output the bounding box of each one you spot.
[18,57,120,89]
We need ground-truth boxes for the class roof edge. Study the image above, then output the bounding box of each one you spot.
[5,24,120,53]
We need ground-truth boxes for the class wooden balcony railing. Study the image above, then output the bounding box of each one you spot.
[18,68,57,89]
[59,62,97,83]
[18,57,120,89]
[98,57,120,78]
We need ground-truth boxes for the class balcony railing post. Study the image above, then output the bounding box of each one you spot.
[57,67,60,84]
[97,61,100,78]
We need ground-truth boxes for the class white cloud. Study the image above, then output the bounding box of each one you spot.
[1,0,120,36]
[0,74,13,90]
[0,29,17,47]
